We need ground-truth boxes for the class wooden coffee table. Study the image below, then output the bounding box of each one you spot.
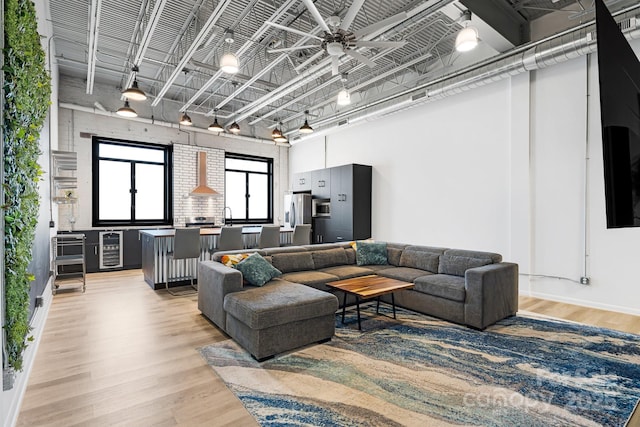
[326,275,413,330]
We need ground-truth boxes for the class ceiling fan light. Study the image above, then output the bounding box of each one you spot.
[122,79,147,101]
[337,89,351,106]
[179,112,193,126]
[220,53,239,74]
[229,121,241,134]
[208,118,224,132]
[455,26,479,52]
[299,119,314,134]
[326,41,344,56]
[116,100,137,117]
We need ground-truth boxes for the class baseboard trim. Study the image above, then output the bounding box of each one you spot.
[522,291,640,317]
[1,279,53,427]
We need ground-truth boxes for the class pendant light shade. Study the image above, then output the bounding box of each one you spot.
[299,110,314,134]
[229,121,240,134]
[274,134,288,143]
[122,79,147,101]
[271,127,282,139]
[208,118,224,132]
[220,53,239,74]
[179,112,193,126]
[117,100,137,117]
[455,26,479,52]
[337,89,351,106]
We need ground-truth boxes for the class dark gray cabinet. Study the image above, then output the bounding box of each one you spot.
[84,231,100,273]
[292,172,312,192]
[313,218,329,244]
[325,164,372,243]
[123,230,142,269]
[311,168,331,199]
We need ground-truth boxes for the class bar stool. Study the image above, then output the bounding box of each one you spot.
[217,226,244,251]
[292,224,312,246]
[258,225,281,248]
[166,228,200,296]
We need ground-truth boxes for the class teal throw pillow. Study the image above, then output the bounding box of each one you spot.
[236,253,282,286]
[356,241,388,266]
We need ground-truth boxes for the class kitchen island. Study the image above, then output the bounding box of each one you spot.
[140,226,293,289]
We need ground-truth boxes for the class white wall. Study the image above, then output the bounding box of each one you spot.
[291,40,640,316]
[56,102,288,230]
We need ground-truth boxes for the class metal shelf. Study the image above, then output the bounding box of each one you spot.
[52,233,86,294]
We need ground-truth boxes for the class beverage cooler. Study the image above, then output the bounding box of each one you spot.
[100,231,123,269]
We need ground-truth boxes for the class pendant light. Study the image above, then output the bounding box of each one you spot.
[299,110,314,134]
[455,10,479,52]
[229,121,240,134]
[178,70,193,126]
[117,100,137,117]
[122,66,147,101]
[274,122,287,143]
[337,72,351,106]
[271,124,282,139]
[179,112,193,126]
[208,108,224,132]
[220,30,239,74]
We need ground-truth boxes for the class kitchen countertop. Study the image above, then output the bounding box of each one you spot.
[139,226,294,238]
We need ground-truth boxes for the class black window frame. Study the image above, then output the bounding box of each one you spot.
[224,152,273,225]
[92,136,173,227]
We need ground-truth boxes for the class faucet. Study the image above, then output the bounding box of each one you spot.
[222,206,233,226]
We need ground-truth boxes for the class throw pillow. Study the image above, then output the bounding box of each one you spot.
[221,253,249,268]
[356,241,388,266]
[236,253,282,286]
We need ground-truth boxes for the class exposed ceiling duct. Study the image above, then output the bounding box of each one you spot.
[295,3,640,141]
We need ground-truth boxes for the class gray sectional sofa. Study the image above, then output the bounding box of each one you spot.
[198,242,518,360]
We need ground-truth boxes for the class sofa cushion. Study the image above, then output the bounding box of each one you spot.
[414,274,466,302]
[311,248,348,269]
[438,255,492,277]
[271,251,315,273]
[377,267,433,282]
[235,253,282,286]
[280,270,339,286]
[223,281,338,330]
[345,248,356,265]
[444,249,502,263]
[400,250,440,273]
[387,248,403,266]
[364,264,395,272]
[356,241,388,265]
[320,265,374,280]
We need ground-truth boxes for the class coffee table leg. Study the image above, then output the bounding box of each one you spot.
[341,292,347,324]
[392,293,397,319]
[356,296,361,330]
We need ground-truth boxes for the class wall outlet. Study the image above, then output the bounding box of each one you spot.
[580,276,590,285]
[49,220,55,228]
[35,296,44,308]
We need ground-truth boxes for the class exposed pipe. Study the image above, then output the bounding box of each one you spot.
[297,3,640,138]
[583,53,591,284]
[59,102,287,146]
[86,0,102,95]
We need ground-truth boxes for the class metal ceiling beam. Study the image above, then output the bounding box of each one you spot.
[150,0,233,107]
[86,0,102,94]
[183,0,299,113]
[460,0,530,46]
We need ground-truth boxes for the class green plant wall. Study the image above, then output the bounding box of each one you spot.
[3,0,51,371]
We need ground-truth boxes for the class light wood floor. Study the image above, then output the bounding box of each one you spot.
[17,270,640,426]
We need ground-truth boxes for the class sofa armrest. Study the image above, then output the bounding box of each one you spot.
[464,262,519,330]
[198,261,243,332]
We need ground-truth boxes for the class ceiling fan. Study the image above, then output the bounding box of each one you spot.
[266,0,407,75]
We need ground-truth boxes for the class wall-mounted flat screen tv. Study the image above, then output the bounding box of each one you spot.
[596,0,640,228]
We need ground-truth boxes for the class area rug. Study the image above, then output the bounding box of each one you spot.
[199,305,640,426]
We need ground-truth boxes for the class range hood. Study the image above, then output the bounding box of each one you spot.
[190,151,220,197]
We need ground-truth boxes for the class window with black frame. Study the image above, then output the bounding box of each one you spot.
[92,137,173,227]
[225,153,273,224]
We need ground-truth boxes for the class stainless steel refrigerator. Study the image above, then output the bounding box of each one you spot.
[284,192,312,228]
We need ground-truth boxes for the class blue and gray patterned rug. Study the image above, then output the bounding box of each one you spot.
[199,305,640,426]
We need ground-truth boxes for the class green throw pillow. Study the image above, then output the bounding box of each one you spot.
[356,241,388,266]
[236,253,282,286]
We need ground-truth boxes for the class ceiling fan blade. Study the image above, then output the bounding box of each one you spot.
[331,57,340,76]
[301,0,331,33]
[351,40,407,49]
[339,0,365,31]
[344,49,376,68]
[268,45,320,53]
[352,12,408,38]
[265,21,323,41]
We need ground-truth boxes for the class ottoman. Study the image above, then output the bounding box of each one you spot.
[223,280,339,361]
